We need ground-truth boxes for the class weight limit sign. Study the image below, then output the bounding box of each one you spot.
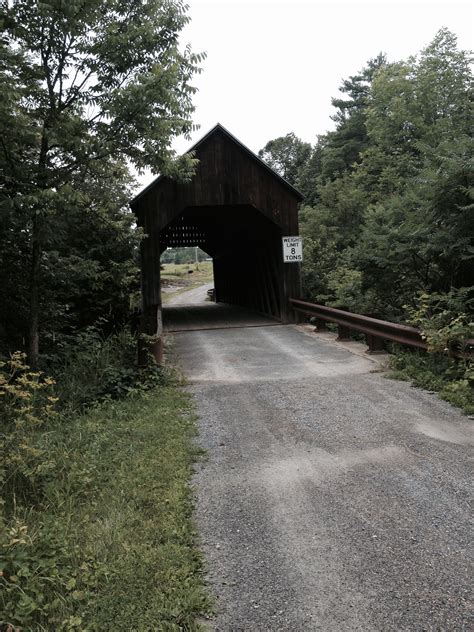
[282,236,303,263]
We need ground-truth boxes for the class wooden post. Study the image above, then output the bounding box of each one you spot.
[138,303,164,366]
[137,210,164,366]
[314,318,328,332]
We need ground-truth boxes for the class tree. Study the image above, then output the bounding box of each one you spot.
[0,0,204,365]
[296,140,324,206]
[348,29,474,316]
[294,57,387,303]
[319,54,386,182]
[258,132,311,187]
[294,30,473,317]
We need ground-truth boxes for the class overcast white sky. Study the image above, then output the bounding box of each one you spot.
[139,0,473,188]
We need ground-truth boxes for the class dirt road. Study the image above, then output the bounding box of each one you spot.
[169,298,473,631]
[165,281,214,306]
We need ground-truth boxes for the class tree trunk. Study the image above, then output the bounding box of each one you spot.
[29,123,48,368]
[28,214,41,368]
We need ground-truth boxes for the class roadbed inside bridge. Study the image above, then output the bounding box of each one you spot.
[163,282,281,332]
[165,285,473,631]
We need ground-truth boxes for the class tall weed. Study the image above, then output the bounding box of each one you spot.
[0,353,58,513]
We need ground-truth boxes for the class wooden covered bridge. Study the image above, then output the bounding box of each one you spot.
[131,124,303,362]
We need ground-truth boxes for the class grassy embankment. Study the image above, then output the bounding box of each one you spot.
[1,342,213,630]
[161,262,213,304]
[388,349,473,415]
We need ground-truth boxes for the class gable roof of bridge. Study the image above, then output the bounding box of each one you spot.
[130,123,304,207]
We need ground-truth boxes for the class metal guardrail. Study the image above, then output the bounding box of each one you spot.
[290,298,473,358]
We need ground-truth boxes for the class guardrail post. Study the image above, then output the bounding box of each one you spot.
[337,324,351,341]
[366,333,385,354]
[314,318,328,332]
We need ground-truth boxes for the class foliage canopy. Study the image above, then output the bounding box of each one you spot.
[0,0,204,364]
[260,29,473,323]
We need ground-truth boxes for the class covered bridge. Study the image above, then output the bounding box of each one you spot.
[131,123,303,362]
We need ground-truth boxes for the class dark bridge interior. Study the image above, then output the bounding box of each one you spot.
[161,204,282,315]
[131,124,303,362]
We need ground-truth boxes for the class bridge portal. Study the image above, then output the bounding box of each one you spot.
[131,124,303,362]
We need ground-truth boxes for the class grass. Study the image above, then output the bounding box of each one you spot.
[1,381,213,630]
[161,262,213,285]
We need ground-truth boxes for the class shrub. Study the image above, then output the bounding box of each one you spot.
[406,288,474,354]
[48,324,135,410]
[388,288,474,415]
[49,324,169,411]
[390,349,474,414]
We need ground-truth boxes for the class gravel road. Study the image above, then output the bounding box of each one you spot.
[170,307,473,631]
[166,281,214,305]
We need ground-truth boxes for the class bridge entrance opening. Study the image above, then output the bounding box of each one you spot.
[131,124,303,363]
[160,246,214,304]
[161,204,282,314]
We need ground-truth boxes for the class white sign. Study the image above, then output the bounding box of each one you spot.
[282,236,303,263]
